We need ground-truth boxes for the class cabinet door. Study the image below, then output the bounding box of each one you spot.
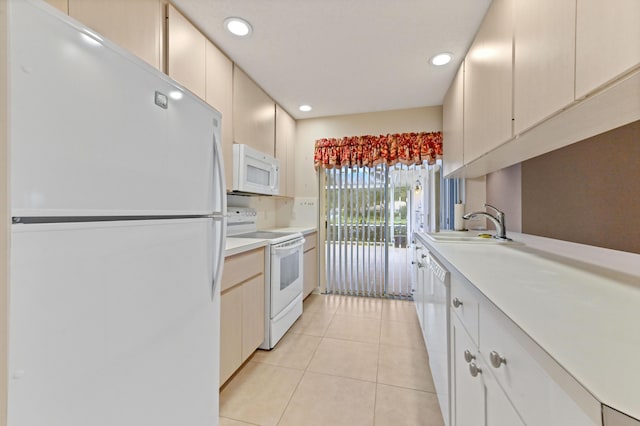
[483,356,525,426]
[303,247,317,298]
[166,4,206,99]
[451,316,485,426]
[513,0,575,134]
[241,274,265,361]
[233,65,276,156]
[463,0,513,164]
[220,285,243,385]
[205,41,234,191]
[442,62,464,177]
[69,0,163,70]
[575,0,640,99]
[275,105,296,197]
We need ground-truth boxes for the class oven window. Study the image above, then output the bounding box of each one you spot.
[280,251,300,290]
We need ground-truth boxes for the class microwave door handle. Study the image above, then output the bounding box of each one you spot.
[271,164,279,193]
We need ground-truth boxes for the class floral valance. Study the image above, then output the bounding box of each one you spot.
[314,131,443,169]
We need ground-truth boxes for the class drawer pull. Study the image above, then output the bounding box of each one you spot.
[469,362,482,377]
[490,351,507,368]
[421,254,427,259]
[452,298,463,308]
[464,350,476,363]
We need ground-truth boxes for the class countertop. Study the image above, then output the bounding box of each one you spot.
[417,231,640,420]
[225,226,317,257]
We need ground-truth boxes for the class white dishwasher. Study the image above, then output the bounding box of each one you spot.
[425,253,451,426]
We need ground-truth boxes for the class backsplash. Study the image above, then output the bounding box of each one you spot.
[275,197,318,228]
[519,120,639,254]
[227,194,277,229]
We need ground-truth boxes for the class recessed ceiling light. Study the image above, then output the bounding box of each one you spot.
[224,17,252,37]
[430,52,453,66]
[299,105,312,112]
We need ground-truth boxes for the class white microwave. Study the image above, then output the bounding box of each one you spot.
[232,144,280,195]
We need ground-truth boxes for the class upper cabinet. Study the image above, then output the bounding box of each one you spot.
[166,4,206,99]
[275,105,296,197]
[575,0,640,99]
[205,42,234,191]
[233,66,276,156]
[443,62,465,177]
[513,0,575,134]
[68,0,163,70]
[463,0,514,164]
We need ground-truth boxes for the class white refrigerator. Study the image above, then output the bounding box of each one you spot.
[8,1,226,425]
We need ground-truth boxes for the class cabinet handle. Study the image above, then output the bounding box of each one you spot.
[421,254,427,259]
[490,351,507,368]
[411,261,424,268]
[464,350,475,363]
[469,362,482,377]
[452,298,463,308]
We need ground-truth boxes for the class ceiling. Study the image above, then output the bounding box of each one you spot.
[171,0,492,119]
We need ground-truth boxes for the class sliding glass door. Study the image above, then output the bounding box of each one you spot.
[323,163,425,298]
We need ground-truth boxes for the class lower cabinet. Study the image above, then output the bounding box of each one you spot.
[302,232,318,298]
[451,315,524,426]
[220,247,265,385]
[448,267,602,426]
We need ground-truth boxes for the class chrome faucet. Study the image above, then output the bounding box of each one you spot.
[462,203,511,241]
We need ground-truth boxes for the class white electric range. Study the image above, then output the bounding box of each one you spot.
[227,207,304,349]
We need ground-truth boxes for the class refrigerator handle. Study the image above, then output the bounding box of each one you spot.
[212,215,226,296]
[211,126,227,296]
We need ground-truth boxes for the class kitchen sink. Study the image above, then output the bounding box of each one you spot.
[425,232,519,244]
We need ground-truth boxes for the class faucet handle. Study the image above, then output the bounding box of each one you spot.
[484,203,503,215]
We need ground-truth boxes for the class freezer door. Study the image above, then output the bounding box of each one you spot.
[9,219,220,426]
[9,0,223,217]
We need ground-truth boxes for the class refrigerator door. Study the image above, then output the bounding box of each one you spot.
[9,0,223,217]
[9,219,220,426]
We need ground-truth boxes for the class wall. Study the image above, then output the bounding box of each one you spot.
[294,106,443,197]
[278,106,443,227]
[486,163,522,232]
[0,0,8,423]
[521,120,639,254]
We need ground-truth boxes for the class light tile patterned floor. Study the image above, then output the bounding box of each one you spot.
[219,294,445,426]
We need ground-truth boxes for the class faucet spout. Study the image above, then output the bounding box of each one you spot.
[462,203,510,240]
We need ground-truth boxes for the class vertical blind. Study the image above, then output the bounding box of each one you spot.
[324,164,425,298]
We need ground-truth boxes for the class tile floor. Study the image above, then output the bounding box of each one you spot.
[219,294,445,426]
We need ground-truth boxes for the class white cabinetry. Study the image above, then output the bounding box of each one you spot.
[513,0,575,133]
[451,315,524,426]
[575,0,640,99]
[463,0,513,163]
[447,265,601,426]
[442,62,464,177]
[412,239,426,331]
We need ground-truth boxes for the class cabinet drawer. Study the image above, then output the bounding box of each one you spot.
[450,274,480,345]
[479,303,600,425]
[303,232,317,252]
[222,248,264,292]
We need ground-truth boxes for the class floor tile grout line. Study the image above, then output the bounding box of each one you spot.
[375,381,440,396]
[219,415,262,426]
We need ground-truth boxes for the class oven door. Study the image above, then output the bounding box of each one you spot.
[270,238,304,316]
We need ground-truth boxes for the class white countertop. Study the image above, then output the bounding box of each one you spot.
[224,227,317,257]
[418,231,640,420]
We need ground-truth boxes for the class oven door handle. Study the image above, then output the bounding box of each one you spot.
[272,239,305,256]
